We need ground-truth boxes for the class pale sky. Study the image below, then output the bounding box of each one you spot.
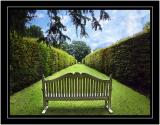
[28,10,150,50]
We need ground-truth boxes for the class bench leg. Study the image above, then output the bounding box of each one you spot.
[46,100,49,106]
[105,100,113,114]
[42,100,49,114]
[42,105,48,114]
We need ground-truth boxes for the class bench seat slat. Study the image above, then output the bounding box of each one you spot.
[84,78,85,97]
[46,96,108,100]
[73,78,75,97]
[76,77,78,97]
[90,79,92,97]
[69,78,71,97]
[59,79,61,97]
[50,81,52,97]
[71,78,73,97]
[55,80,57,97]
[87,78,89,97]
[48,81,50,98]
[51,81,53,97]
[100,81,102,97]
[64,78,66,97]
[79,78,81,97]
[58,80,60,97]
[46,81,49,97]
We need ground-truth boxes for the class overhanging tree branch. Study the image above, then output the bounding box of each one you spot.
[39,10,110,48]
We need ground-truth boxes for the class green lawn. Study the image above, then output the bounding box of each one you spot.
[10,64,150,115]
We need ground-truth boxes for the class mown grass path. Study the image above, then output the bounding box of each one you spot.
[10,64,150,115]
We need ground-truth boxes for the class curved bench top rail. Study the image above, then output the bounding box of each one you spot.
[43,72,109,83]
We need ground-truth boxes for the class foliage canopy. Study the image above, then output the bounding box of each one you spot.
[60,40,91,62]
[143,22,150,33]
[9,9,36,36]
[24,25,44,38]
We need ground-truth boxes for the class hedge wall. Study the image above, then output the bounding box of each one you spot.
[83,48,105,72]
[83,32,151,97]
[10,37,76,94]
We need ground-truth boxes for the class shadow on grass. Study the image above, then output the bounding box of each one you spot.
[44,106,111,115]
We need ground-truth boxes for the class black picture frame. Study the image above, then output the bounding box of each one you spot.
[1,0,159,124]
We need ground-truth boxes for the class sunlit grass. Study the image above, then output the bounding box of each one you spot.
[10,64,150,115]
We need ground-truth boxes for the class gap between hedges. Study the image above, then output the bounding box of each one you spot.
[10,37,77,94]
[82,32,151,97]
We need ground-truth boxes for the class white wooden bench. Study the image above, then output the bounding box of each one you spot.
[41,72,113,114]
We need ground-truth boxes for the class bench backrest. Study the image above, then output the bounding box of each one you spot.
[42,72,112,99]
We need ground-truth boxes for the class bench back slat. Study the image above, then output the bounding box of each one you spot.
[42,72,111,99]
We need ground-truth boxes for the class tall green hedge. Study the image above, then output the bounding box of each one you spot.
[83,32,151,97]
[10,37,76,94]
[83,49,105,72]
